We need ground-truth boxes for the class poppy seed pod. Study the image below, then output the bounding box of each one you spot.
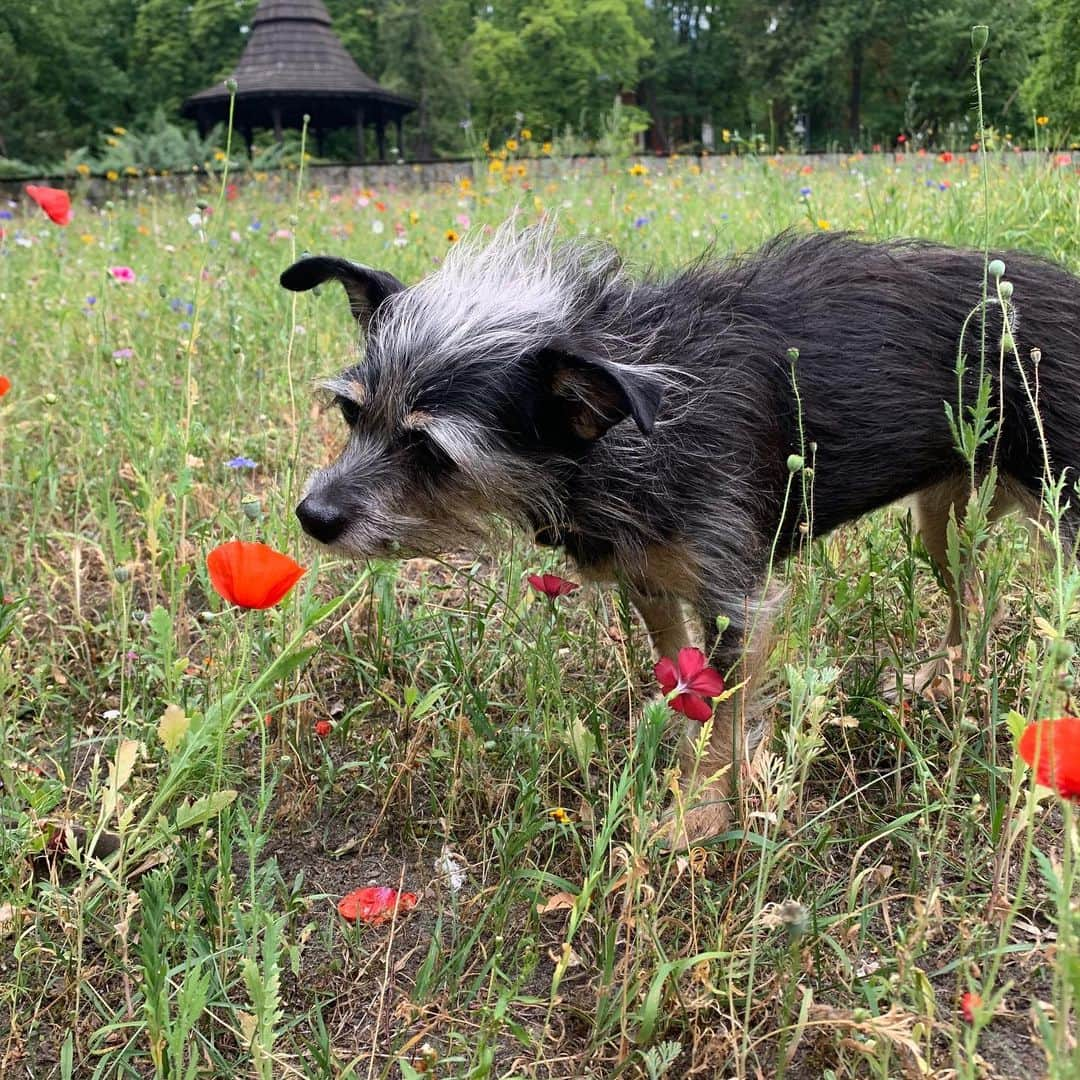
[988,258,1005,279]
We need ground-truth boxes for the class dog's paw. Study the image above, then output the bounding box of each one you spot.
[880,649,959,704]
[654,798,733,850]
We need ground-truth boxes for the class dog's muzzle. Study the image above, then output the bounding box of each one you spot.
[296,494,347,545]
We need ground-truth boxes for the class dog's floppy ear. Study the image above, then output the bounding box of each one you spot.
[539,349,664,440]
[279,256,405,331]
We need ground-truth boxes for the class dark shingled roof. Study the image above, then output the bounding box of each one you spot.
[182,0,413,128]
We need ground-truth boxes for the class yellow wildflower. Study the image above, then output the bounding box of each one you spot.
[105,136,119,147]
[817,219,831,230]
[214,150,227,162]
[548,807,572,824]
[520,128,532,141]
[76,163,90,177]
[79,233,95,244]
[514,163,527,178]
[124,166,139,176]
[505,138,519,152]
[445,229,459,243]
[1037,115,1049,127]
[409,210,420,225]
[488,158,504,174]
[629,162,647,176]
[541,141,553,155]
[722,129,731,143]
[106,170,119,182]
[113,126,127,136]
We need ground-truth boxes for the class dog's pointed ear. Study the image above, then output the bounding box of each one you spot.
[279,256,405,331]
[540,349,664,440]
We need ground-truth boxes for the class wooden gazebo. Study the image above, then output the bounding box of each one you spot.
[181,0,415,161]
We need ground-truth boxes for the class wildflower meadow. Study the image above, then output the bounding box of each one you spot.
[3,143,1080,1078]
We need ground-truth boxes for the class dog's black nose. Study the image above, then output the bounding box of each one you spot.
[296,495,347,544]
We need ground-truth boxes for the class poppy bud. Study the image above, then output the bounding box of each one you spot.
[196,198,210,211]
[988,258,1005,279]
[225,78,238,93]
[241,496,262,521]
[971,25,988,52]
[999,280,1013,300]
[786,347,800,363]
[44,392,57,404]
[787,453,804,472]
[303,114,311,126]
[113,566,130,583]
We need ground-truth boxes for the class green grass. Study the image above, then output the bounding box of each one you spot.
[2,149,1079,1078]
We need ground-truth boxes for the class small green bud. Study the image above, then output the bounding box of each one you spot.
[225,77,238,93]
[715,614,730,635]
[303,113,311,126]
[196,198,210,211]
[44,391,57,405]
[787,453,805,472]
[998,280,1013,300]
[988,258,1005,279]
[113,565,130,583]
[971,25,988,52]
[786,347,800,363]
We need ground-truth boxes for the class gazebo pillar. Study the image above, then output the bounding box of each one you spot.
[375,117,387,162]
[355,107,366,162]
[242,127,254,157]
[395,116,404,159]
[272,106,284,145]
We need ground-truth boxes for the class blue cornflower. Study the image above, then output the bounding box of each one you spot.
[0,210,12,220]
[634,216,650,228]
[86,296,97,306]
[249,219,262,231]
[226,456,257,469]
[799,186,812,197]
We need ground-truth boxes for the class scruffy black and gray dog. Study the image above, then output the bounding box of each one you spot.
[282,225,1080,843]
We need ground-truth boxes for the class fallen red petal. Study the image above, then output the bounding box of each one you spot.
[337,886,419,925]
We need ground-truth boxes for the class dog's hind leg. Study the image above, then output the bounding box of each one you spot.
[905,474,1028,695]
[632,591,695,661]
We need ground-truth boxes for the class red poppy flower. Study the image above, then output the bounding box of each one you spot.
[1018,718,1080,800]
[960,991,981,1023]
[654,647,724,723]
[527,573,579,599]
[0,376,10,398]
[939,151,954,163]
[337,886,418,925]
[314,719,332,738]
[206,540,305,610]
[25,185,72,226]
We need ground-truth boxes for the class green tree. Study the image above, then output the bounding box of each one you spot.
[1023,0,1080,132]
[467,0,651,141]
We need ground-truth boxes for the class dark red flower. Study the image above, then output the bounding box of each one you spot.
[654,647,724,723]
[337,886,418,925]
[25,185,72,226]
[1018,718,1080,800]
[960,991,981,1023]
[314,719,332,738]
[206,540,305,610]
[527,573,579,599]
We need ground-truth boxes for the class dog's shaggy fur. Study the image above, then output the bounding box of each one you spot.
[282,225,1080,841]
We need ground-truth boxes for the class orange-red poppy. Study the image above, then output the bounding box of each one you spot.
[25,185,72,226]
[0,376,10,398]
[314,719,332,738]
[206,540,305,610]
[337,886,418,925]
[960,991,981,1023]
[1018,718,1080,800]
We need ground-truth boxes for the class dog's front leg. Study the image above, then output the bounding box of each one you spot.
[631,591,694,660]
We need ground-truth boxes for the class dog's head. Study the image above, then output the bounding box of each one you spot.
[282,226,666,559]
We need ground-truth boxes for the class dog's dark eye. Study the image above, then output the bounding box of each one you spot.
[334,395,360,426]
[391,427,453,475]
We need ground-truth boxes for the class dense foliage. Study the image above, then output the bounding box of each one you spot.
[0,0,1072,167]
